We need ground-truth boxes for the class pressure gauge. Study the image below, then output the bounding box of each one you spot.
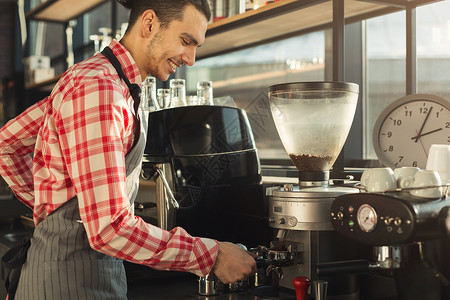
[357,204,377,232]
[373,94,450,169]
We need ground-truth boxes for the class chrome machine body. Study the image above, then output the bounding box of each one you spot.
[266,182,362,298]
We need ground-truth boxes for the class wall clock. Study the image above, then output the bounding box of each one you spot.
[373,94,450,169]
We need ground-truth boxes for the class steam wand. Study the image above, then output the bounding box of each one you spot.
[155,167,180,209]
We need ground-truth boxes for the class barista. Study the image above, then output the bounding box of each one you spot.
[0,0,256,299]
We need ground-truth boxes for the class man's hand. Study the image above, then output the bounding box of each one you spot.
[212,242,257,284]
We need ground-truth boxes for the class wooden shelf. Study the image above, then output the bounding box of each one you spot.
[24,0,441,62]
[26,0,108,23]
[25,74,61,91]
[197,0,441,59]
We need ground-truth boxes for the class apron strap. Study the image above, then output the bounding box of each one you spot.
[101,46,142,147]
[101,46,141,114]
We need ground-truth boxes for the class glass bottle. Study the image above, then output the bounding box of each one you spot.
[157,88,171,109]
[169,79,187,107]
[141,76,159,111]
[197,81,214,105]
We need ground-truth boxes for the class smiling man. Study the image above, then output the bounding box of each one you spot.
[0,0,256,299]
[120,0,207,80]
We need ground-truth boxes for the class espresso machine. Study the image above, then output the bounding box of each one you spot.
[325,173,450,299]
[140,105,272,247]
[262,82,364,299]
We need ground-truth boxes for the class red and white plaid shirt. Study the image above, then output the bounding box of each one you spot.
[0,40,218,276]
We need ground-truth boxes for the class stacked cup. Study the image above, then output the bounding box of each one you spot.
[360,167,396,193]
[360,164,444,198]
[426,144,450,185]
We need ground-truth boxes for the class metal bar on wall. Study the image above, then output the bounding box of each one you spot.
[406,7,417,95]
[111,0,117,40]
[333,0,346,176]
[333,0,345,82]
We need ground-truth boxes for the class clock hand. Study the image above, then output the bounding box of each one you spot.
[413,106,433,143]
[411,127,443,140]
[415,130,428,158]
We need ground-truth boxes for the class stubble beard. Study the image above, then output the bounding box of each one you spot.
[146,32,171,81]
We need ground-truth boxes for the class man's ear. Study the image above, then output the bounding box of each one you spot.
[140,9,157,38]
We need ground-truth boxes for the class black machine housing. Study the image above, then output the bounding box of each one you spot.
[331,192,450,246]
[142,105,272,247]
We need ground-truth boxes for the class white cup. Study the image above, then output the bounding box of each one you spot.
[426,144,450,185]
[409,169,442,198]
[393,167,420,189]
[361,167,396,192]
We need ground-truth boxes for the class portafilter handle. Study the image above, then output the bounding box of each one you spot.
[292,276,311,300]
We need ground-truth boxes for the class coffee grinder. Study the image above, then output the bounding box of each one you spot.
[265,82,362,299]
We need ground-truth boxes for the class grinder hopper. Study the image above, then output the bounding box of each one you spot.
[269,81,359,183]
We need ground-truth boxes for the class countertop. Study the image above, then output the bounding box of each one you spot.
[124,263,404,300]
[126,271,297,300]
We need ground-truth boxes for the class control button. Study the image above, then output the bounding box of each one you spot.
[348,206,354,213]
[386,226,393,232]
[384,217,394,225]
[337,212,344,220]
[397,227,403,234]
[394,217,402,227]
[330,212,335,217]
[288,217,298,227]
[268,218,275,224]
[348,220,355,227]
[406,220,411,225]
[278,218,285,225]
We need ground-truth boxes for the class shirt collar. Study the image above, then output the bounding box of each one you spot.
[107,39,142,86]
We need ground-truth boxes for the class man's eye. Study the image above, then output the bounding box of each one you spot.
[181,38,190,46]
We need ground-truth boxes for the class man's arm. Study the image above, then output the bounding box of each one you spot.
[0,97,49,208]
[57,78,220,276]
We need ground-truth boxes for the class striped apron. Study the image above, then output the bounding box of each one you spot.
[15,111,147,300]
[15,51,148,299]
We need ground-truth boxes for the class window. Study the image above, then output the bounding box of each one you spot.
[365,12,406,160]
[186,32,326,160]
[417,0,450,99]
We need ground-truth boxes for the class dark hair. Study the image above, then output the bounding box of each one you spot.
[117,0,211,29]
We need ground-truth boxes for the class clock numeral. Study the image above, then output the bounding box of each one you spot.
[419,107,429,114]
[389,145,394,152]
[446,122,450,128]
[387,132,392,138]
[412,161,418,167]
[448,136,450,143]
[392,119,402,126]
[405,111,412,117]
[395,156,404,167]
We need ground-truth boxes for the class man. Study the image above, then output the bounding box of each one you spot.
[0,0,256,298]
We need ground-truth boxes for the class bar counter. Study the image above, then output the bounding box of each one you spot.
[126,270,297,300]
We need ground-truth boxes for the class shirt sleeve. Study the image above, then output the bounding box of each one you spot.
[0,97,49,208]
[56,78,219,276]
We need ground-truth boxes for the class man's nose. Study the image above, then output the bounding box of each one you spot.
[182,48,196,66]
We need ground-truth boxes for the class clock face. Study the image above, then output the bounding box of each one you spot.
[373,94,450,169]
